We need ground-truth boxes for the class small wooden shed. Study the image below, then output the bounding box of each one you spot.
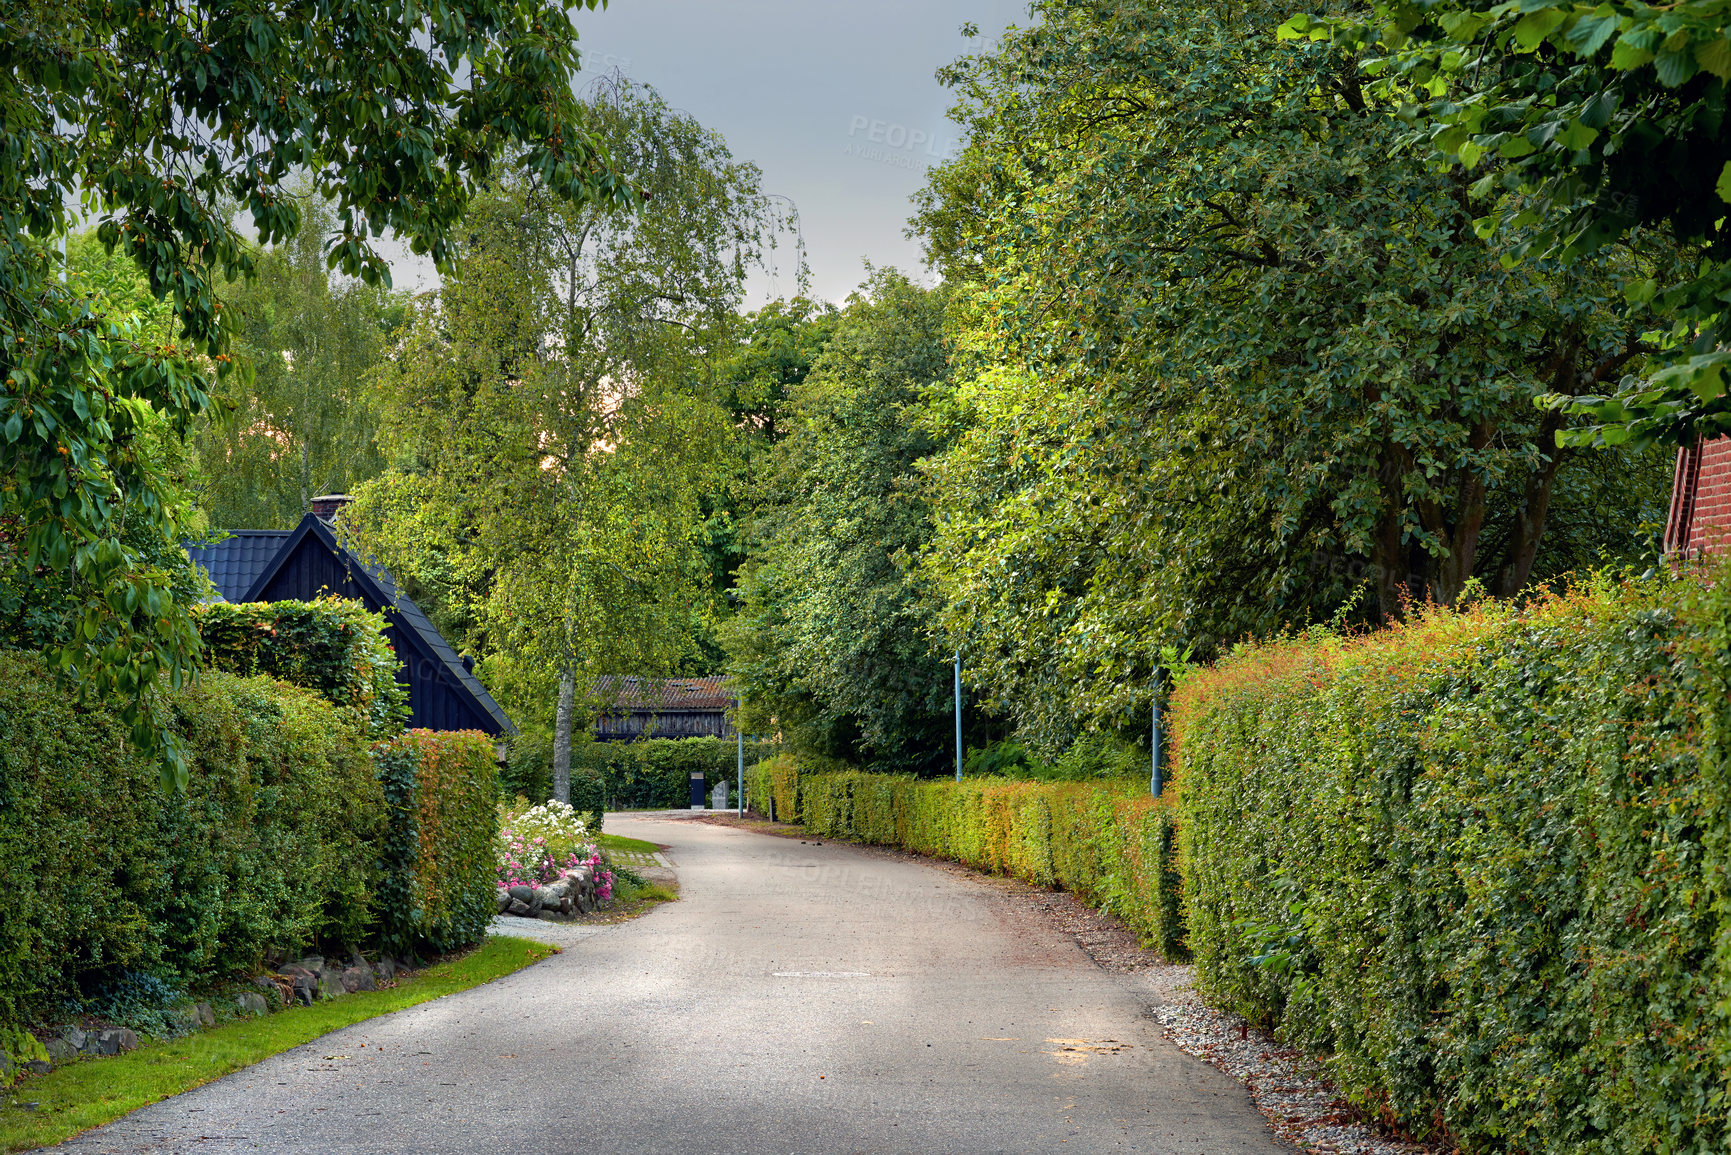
[591,676,736,742]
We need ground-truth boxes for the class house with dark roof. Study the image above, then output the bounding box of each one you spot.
[186,496,515,737]
[591,675,736,742]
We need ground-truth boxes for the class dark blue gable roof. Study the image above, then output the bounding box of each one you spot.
[185,531,290,602]
[188,516,516,737]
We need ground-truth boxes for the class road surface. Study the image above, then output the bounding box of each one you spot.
[47,814,1286,1154]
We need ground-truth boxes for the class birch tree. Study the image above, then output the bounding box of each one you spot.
[353,79,798,802]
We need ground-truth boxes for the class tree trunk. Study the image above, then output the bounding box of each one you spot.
[1494,435,1569,597]
[1371,505,1407,623]
[1426,480,1488,607]
[1492,346,1588,596]
[1372,442,1412,622]
[552,666,575,805]
[1413,420,1494,607]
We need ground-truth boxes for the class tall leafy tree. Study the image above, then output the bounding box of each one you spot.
[351,79,795,803]
[724,270,956,774]
[721,298,839,445]
[2,235,209,680]
[1,0,626,785]
[690,297,840,663]
[1292,0,1731,448]
[912,0,1673,740]
[194,198,408,530]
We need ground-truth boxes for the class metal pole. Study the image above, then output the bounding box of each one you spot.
[1150,673,1163,798]
[954,650,962,782]
[737,729,744,817]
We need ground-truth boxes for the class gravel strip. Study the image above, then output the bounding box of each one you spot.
[1141,974,1432,1155]
[486,916,614,947]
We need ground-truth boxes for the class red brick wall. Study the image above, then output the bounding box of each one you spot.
[1668,437,1731,558]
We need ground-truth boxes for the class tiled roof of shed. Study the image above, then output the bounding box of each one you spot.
[185,531,291,602]
[591,675,736,712]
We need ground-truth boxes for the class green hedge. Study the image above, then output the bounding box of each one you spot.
[1171,574,1731,1153]
[194,598,408,738]
[746,751,802,821]
[777,765,1184,959]
[0,651,383,1027]
[0,648,502,1045]
[373,730,500,955]
[575,737,754,810]
[505,735,758,818]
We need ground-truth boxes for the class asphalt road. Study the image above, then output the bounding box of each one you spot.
[48,814,1286,1154]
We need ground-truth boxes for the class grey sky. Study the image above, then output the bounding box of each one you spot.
[391,0,1031,304]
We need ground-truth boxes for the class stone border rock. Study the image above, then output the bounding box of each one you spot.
[268,952,399,1007]
[38,1023,140,1067]
[24,952,411,1078]
[494,866,603,919]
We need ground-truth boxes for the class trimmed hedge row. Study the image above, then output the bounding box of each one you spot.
[766,765,1184,959]
[749,751,802,822]
[576,737,755,810]
[506,735,783,826]
[195,598,409,738]
[1170,575,1731,1154]
[0,650,382,1027]
[0,649,499,1031]
[375,730,499,954]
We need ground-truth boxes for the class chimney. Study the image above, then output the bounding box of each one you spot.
[309,494,354,521]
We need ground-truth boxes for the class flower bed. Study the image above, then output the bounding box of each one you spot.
[493,800,614,917]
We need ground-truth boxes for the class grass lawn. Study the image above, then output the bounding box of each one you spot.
[599,832,663,856]
[0,935,554,1153]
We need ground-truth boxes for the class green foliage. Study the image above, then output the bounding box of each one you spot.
[194,598,408,738]
[372,730,500,956]
[721,298,840,446]
[1,0,627,783]
[83,971,189,1040]
[193,198,408,530]
[0,1024,47,1090]
[910,0,1673,748]
[349,78,788,739]
[724,270,955,773]
[0,253,212,785]
[966,734,1149,783]
[783,764,1186,961]
[574,737,743,811]
[1172,573,1731,1151]
[0,650,383,1029]
[1305,0,1731,448]
[691,297,841,664]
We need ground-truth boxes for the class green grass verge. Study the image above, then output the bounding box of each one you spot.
[618,880,678,904]
[0,935,554,1153]
[599,833,662,855]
